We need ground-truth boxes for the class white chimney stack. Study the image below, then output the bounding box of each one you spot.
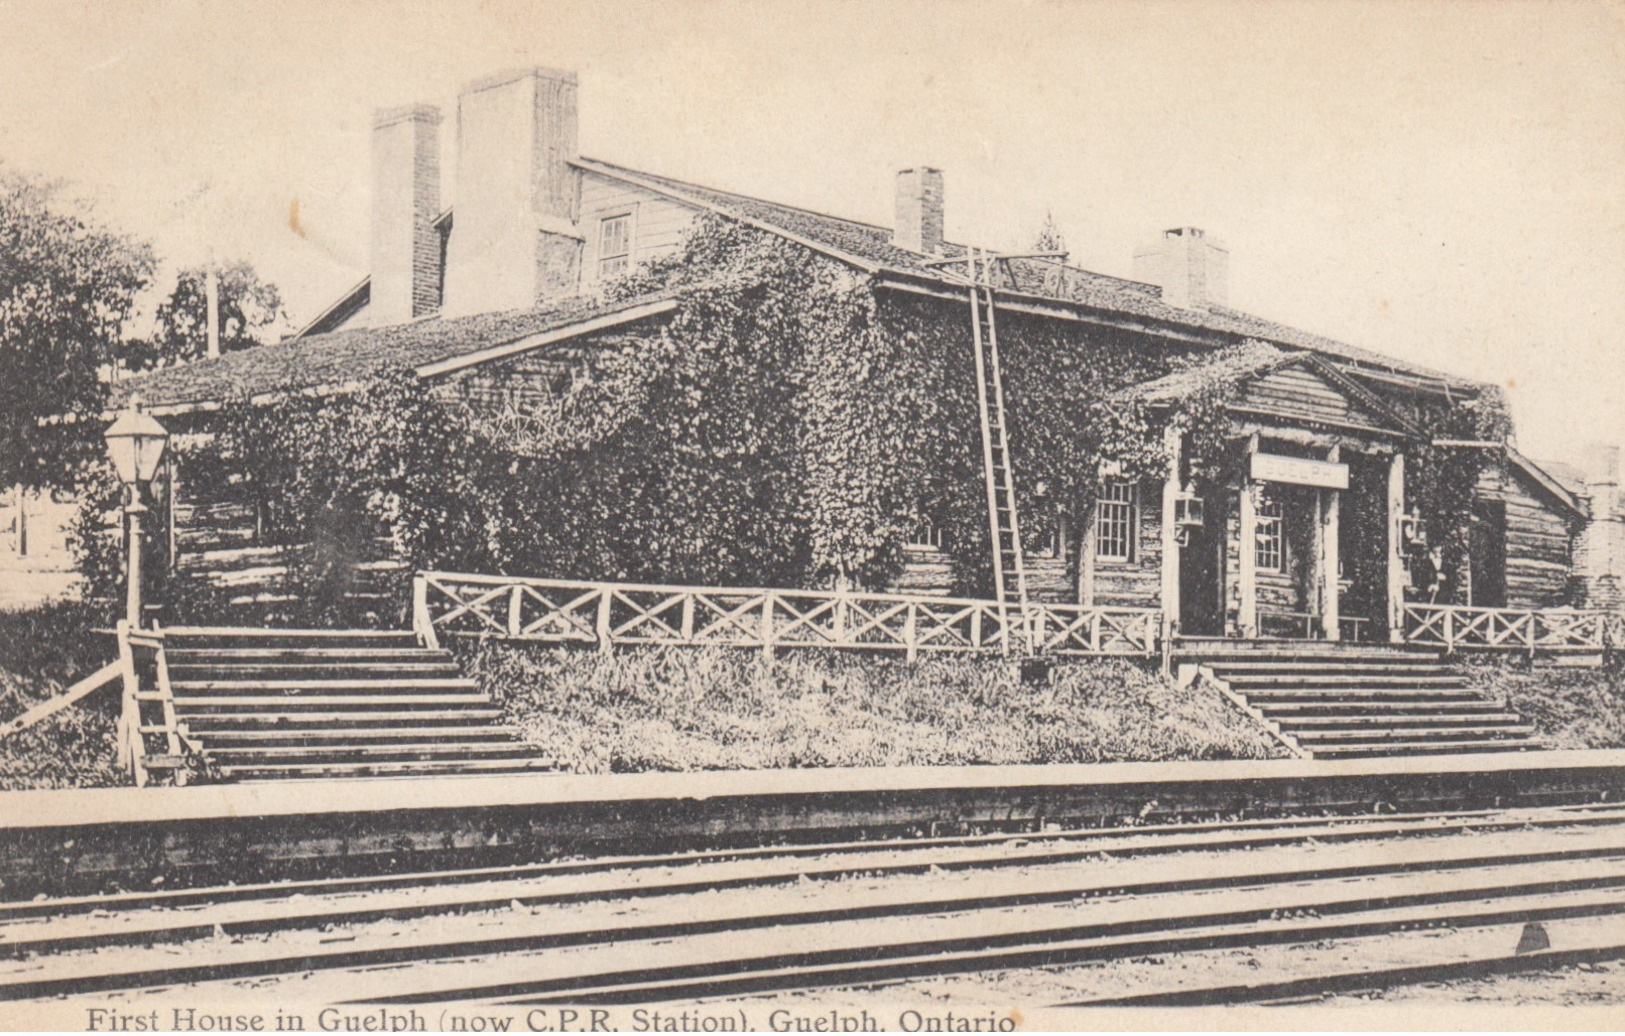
[442,68,582,318]
[893,167,945,255]
[369,104,443,327]
[1133,227,1229,310]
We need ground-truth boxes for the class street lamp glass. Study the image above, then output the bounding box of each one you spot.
[104,401,170,485]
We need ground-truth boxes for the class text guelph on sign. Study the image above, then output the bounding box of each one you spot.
[1250,452,1350,490]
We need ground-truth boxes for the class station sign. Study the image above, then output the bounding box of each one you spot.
[1250,452,1349,489]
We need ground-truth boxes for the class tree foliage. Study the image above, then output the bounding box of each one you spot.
[119,260,285,372]
[0,167,155,491]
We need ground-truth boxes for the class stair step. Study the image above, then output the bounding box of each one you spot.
[216,758,558,779]
[1307,740,1536,758]
[1291,725,1535,742]
[1240,688,1485,700]
[172,694,491,709]
[161,628,420,650]
[206,742,536,760]
[169,662,462,678]
[196,726,523,743]
[180,709,505,727]
[166,647,453,662]
[170,678,479,691]
[1219,674,1467,687]
[1207,662,1452,674]
[1274,713,1524,728]
[1256,701,1512,715]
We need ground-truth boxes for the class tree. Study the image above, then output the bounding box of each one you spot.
[123,260,285,371]
[0,166,155,491]
[1031,209,1067,255]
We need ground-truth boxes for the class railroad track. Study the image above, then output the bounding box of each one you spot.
[4,802,1624,1006]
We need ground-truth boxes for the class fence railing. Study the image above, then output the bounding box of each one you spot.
[414,572,1162,659]
[1403,604,1623,653]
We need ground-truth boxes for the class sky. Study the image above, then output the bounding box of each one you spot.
[0,0,1621,468]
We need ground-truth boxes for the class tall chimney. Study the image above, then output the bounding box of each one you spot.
[1133,227,1229,310]
[370,104,443,327]
[893,168,945,255]
[442,68,582,318]
[1585,442,1620,520]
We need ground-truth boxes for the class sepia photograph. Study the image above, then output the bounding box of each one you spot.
[0,0,1622,1030]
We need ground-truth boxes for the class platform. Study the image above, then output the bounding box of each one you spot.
[3,750,1624,897]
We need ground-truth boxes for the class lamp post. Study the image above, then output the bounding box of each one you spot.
[104,396,170,628]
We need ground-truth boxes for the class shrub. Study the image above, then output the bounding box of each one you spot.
[1458,656,1625,750]
[461,641,1283,773]
[0,600,125,789]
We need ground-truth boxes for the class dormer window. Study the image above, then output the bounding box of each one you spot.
[598,214,632,278]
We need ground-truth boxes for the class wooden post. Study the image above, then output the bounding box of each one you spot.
[1321,446,1341,641]
[904,600,918,664]
[1239,435,1260,638]
[596,589,614,654]
[412,575,440,651]
[680,593,695,643]
[114,621,147,787]
[15,488,26,558]
[1078,499,1097,606]
[1387,451,1406,643]
[1160,425,1182,637]
[760,593,774,660]
[507,584,523,637]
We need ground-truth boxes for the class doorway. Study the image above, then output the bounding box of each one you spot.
[1178,488,1226,637]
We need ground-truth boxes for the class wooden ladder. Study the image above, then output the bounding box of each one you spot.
[966,248,1033,655]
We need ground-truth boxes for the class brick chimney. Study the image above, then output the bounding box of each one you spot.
[442,68,582,318]
[893,168,945,255]
[370,105,443,326]
[1577,442,1624,608]
[1133,227,1229,310]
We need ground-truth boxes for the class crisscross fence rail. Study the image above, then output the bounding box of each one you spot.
[414,572,1161,660]
[1403,604,1624,655]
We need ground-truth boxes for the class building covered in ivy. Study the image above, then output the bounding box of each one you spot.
[104,66,1619,641]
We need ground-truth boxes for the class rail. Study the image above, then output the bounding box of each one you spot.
[414,572,1161,659]
[1403,603,1624,654]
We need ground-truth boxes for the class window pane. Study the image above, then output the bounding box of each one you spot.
[1255,492,1285,573]
[1096,482,1135,562]
[601,215,630,258]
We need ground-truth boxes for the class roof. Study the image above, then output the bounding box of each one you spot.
[576,158,1476,388]
[1113,340,1290,404]
[109,288,685,416]
[1114,342,1426,440]
[1508,449,1586,520]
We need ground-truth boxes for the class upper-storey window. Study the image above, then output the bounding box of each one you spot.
[599,215,632,278]
[1096,482,1136,562]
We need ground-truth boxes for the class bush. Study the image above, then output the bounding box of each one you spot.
[462,642,1283,773]
[0,600,126,789]
[1458,656,1625,750]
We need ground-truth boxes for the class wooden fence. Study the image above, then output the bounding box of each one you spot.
[414,572,1163,660]
[1403,603,1623,654]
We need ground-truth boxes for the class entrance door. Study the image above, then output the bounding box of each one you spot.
[1178,490,1225,636]
[1469,501,1508,607]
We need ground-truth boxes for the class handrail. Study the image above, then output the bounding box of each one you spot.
[0,660,123,740]
[1403,603,1621,654]
[416,572,1161,659]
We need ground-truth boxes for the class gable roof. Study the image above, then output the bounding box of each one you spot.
[576,158,1477,389]
[1116,343,1425,440]
[1508,449,1586,520]
[108,288,684,417]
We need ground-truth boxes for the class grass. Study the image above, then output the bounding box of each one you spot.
[460,642,1286,773]
[0,599,126,790]
[1457,655,1625,750]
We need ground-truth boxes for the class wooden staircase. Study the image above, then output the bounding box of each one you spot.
[148,627,550,782]
[1180,641,1542,759]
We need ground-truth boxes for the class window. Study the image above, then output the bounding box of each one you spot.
[1255,491,1286,573]
[906,521,945,551]
[1096,482,1136,562]
[598,215,632,278]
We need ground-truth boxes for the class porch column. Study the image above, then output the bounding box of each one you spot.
[1160,425,1182,633]
[1238,434,1259,638]
[1320,446,1341,641]
[1387,451,1407,643]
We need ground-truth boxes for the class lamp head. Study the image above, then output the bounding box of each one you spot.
[104,396,170,485]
